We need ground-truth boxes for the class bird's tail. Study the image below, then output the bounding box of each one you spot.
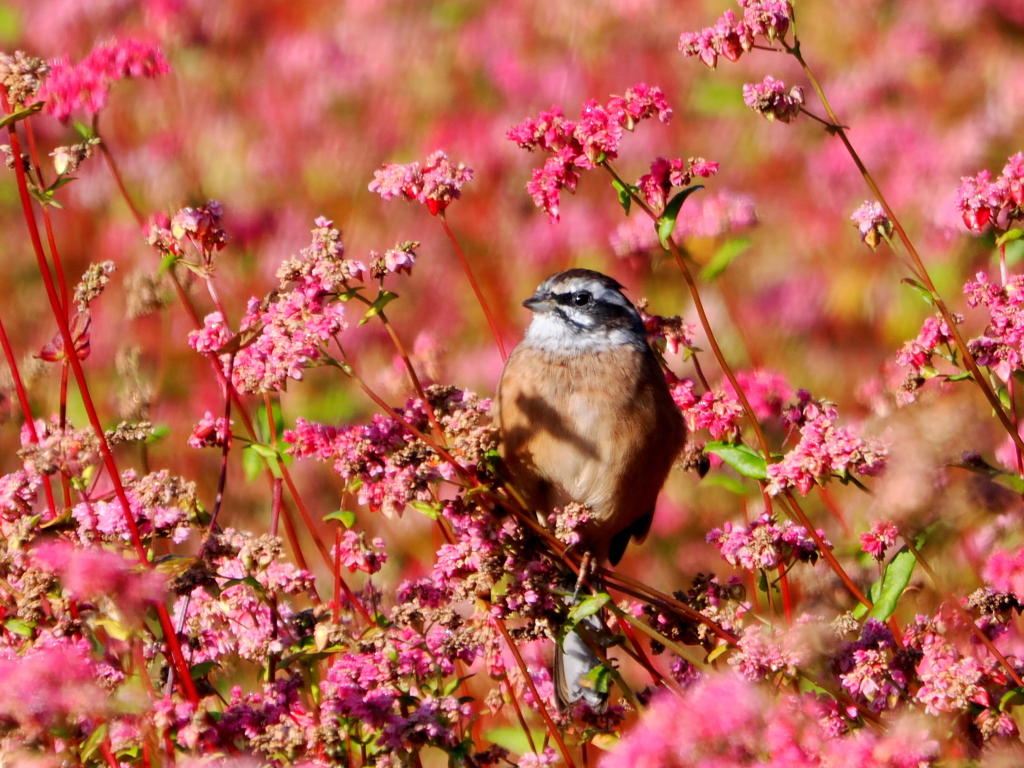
[554,618,609,713]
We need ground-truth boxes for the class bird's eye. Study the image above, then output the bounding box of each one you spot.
[572,291,592,306]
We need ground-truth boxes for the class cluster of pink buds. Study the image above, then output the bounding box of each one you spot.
[955,152,1024,233]
[369,150,473,215]
[850,200,894,250]
[742,76,803,123]
[508,83,672,220]
[637,156,718,211]
[679,0,793,69]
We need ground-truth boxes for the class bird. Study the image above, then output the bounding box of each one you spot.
[493,268,687,710]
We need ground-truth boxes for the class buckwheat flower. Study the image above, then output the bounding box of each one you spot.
[0,51,49,107]
[679,1,792,68]
[730,624,807,681]
[861,520,899,561]
[0,641,109,737]
[895,315,957,380]
[32,541,165,621]
[982,547,1024,602]
[915,634,986,716]
[188,311,233,356]
[19,416,101,479]
[509,84,672,221]
[743,75,803,123]
[334,529,388,574]
[0,469,40,520]
[370,240,420,278]
[637,156,718,211]
[954,153,1024,234]
[671,378,745,440]
[638,302,696,356]
[835,619,907,714]
[723,368,792,421]
[73,260,115,310]
[188,411,233,449]
[707,511,827,571]
[36,38,169,123]
[963,272,1024,382]
[518,747,558,768]
[766,392,887,495]
[369,151,473,215]
[170,200,228,256]
[739,0,793,42]
[547,502,591,546]
[850,200,894,250]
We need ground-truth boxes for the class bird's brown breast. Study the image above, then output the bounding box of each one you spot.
[494,343,686,563]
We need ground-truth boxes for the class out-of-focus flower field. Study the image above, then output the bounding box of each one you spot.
[5,0,1024,765]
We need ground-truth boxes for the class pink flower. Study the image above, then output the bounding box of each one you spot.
[723,368,792,421]
[188,411,233,449]
[32,541,165,620]
[983,547,1024,602]
[188,311,233,356]
[671,378,745,441]
[850,200,894,250]
[637,156,718,211]
[36,38,169,122]
[334,529,388,574]
[707,511,828,571]
[954,153,1024,233]
[678,1,793,69]
[742,75,804,123]
[962,271,1024,382]
[860,520,899,561]
[369,150,473,214]
[509,83,672,221]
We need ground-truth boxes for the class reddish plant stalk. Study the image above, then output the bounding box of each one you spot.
[785,38,1024,458]
[494,617,576,768]
[334,525,343,624]
[0,311,58,517]
[438,212,508,361]
[2,101,199,705]
[777,560,792,625]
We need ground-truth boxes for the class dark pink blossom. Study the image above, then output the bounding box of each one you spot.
[369,151,473,214]
[188,412,233,449]
[743,75,804,123]
[766,391,888,495]
[850,200,894,250]
[963,272,1024,382]
[679,1,793,69]
[334,529,388,574]
[188,312,233,356]
[671,378,744,441]
[637,156,718,211]
[707,511,828,571]
[860,520,899,561]
[723,368,792,421]
[509,83,672,221]
[36,39,169,122]
[954,152,1024,233]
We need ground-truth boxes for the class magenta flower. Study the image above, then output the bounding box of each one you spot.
[723,368,793,421]
[679,0,793,69]
[860,520,899,561]
[963,271,1024,382]
[508,83,672,221]
[954,152,1024,233]
[36,38,169,122]
[32,541,165,620]
[766,391,888,495]
[707,511,828,571]
[334,529,388,574]
[369,150,473,215]
[671,378,745,441]
[188,411,233,449]
[742,75,804,123]
[850,200,894,250]
[170,200,228,258]
[637,156,718,211]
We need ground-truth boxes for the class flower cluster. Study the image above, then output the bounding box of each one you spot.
[835,619,908,714]
[36,38,169,122]
[369,150,473,215]
[671,378,745,441]
[860,520,899,561]
[724,368,793,421]
[707,511,828,571]
[742,75,804,123]
[638,301,696,356]
[335,529,388,574]
[637,156,718,211]
[955,152,1024,233]
[0,50,49,107]
[766,391,888,495]
[678,0,793,69]
[895,314,958,390]
[963,271,1024,382]
[369,240,419,278]
[188,411,233,449]
[850,200,894,250]
[508,83,671,220]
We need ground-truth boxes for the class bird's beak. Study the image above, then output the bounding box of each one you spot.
[523,294,552,311]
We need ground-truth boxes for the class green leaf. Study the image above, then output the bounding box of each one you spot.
[700,473,750,495]
[655,185,704,249]
[190,661,220,680]
[580,662,611,694]
[704,441,768,479]
[443,674,474,697]
[852,537,923,621]
[80,722,108,763]
[73,120,96,140]
[0,100,43,131]
[156,252,178,277]
[249,443,280,460]
[408,500,440,520]
[900,277,935,306]
[993,473,1024,495]
[996,228,1024,247]
[324,509,357,527]
[147,424,171,443]
[255,400,285,444]
[944,372,972,382]
[611,178,632,216]
[242,444,263,483]
[706,643,730,663]
[567,593,611,628]
[358,290,399,326]
[4,617,34,637]
[701,238,751,281]
[1000,687,1024,711]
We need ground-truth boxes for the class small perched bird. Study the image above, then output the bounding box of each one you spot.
[493,268,686,709]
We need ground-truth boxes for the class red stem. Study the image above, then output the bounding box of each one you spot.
[438,212,507,361]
